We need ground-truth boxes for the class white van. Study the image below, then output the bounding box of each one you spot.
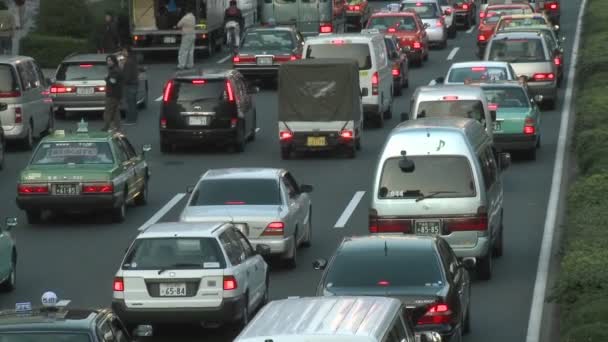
[369,117,511,280]
[303,32,393,128]
[234,296,442,342]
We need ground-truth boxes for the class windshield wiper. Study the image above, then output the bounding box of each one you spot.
[158,263,202,275]
[415,191,458,202]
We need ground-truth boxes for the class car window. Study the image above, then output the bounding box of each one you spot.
[33,61,47,87]
[16,62,32,90]
[416,100,486,123]
[368,16,418,31]
[232,228,255,258]
[56,62,107,81]
[484,8,532,23]
[191,178,281,205]
[384,38,397,56]
[447,66,509,83]
[284,172,300,192]
[31,141,114,165]
[306,43,372,70]
[400,2,440,19]
[242,30,295,49]
[482,86,530,108]
[122,237,226,269]
[219,231,244,265]
[478,147,497,189]
[378,156,476,199]
[174,79,226,102]
[0,333,92,342]
[0,64,19,93]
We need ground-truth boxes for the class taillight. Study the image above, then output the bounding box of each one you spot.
[369,209,413,233]
[524,117,536,135]
[532,73,555,81]
[348,5,360,10]
[14,107,22,124]
[462,4,468,10]
[392,67,400,76]
[113,277,124,292]
[387,27,397,33]
[372,71,379,95]
[230,117,238,128]
[233,55,255,63]
[18,184,49,194]
[95,86,106,92]
[369,209,379,233]
[290,55,298,61]
[223,276,238,290]
[413,41,421,49]
[0,90,20,97]
[436,20,443,27]
[417,303,454,325]
[340,130,354,139]
[274,55,294,62]
[545,2,559,10]
[279,130,293,140]
[232,55,240,63]
[162,80,174,103]
[554,57,561,66]
[50,84,75,94]
[82,184,113,193]
[477,34,486,42]
[320,23,333,33]
[445,207,488,232]
[160,117,167,129]
[480,12,486,18]
[225,81,235,102]
[262,222,285,236]
[488,103,498,111]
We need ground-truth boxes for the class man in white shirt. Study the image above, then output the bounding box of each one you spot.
[176,6,196,69]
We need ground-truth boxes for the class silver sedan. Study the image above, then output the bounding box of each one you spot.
[179,168,313,269]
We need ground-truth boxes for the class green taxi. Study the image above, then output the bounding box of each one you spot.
[16,120,151,224]
[477,81,542,160]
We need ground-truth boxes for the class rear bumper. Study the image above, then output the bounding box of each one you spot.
[16,193,121,212]
[528,83,557,101]
[453,11,471,24]
[280,132,355,152]
[494,133,537,151]
[451,236,490,259]
[2,124,27,140]
[426,29,447,43]
[112,295,245,325]
[234,65,279,78]
[404,48,423,62]
[160,128,238,145]
[52,98,106,112]
[249,236,294,256]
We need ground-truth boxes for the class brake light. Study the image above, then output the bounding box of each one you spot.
[225,81,235,102]
[133,35,143,41]
[95,86,106,92]
[462,4,468,10]
[230,117,238,128]
[320,23,333,33]
[331,39,345,45]
[443,95,459,100]
[50,84,75,94]
[160,117,167,129]
[223,276,238,290]
[279,130,293,140]
[413,41,421,49]
[388,27,397,33]
[546,2,559,10]
[232,56,240,63]
[372,71,379,95]
[488,103,498,111]
[79,64,93,68]
[436,20,443,27]
[340,130,354,139]
[524,117,535,135]
[554,57,561,66]
[113,277,124,292]
[274,55,295,62]
[377,280,390,286]
[480,12,485,18]
[477,34,486,41]
[290,55,298,61]
[348,5,360,10]
[18,184,49,194]
[262,222,285,236]
[417,303,453,325]
[445,208,488,232]
[162,80,174,103]
[14,107,21,123]
[0,90,20,97]
[192,79,206,85]
[82,184,113,193]
[392,67,400,76]
[532,73,555,81]
[471,67,486,71]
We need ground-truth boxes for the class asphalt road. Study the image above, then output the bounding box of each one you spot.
[0,1,580,341]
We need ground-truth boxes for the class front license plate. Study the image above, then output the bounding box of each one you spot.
[307,136,327,147]
[493,121,502,131]
[188,116,209,126]
[77,87,94,95]
[159,283,187,297]
[257,57,272,65]
[52,183,79,195]
[415,220,441,235]
[163,36,177,44]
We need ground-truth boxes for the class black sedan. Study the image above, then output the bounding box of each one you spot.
[313,235,472,342]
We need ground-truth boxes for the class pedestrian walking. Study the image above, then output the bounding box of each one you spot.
[102,55,123,132]
[121,46,139,125]
[12,0,23,30]
[0,1,14,54]
[97,12,121,54]
[175,6,195,70]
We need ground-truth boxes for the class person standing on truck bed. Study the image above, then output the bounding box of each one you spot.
[175,5,196,70]
[97,12,120,54]
[224,0,244,47]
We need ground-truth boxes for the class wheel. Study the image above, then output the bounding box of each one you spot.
[544,99,556,110]
[285,231,297,269]
[0,256,16,292]
[248,112,257,142]
[302,209,312,248]
[112,193,127,223]
[0,137,5,170]
[393,82,402,96]
[383,103,392,120]
[440,39,448,49]
[464,15,471,30]
[525,147,537,161]
[355,134,361,150]
[43,110,54,136]
[160,138,172,153]
[25,210,42,224]
[536,135,541,148]
[134,177,148,206]
[448,26,457,39]
[280,148,290,159]
[463,303,471,334]
[261,275,269,306]
[345,142,356,158]
[375,112,384,128]
[423,50,429,61]
[492,222,504,258]
[21,122,34,150]
[403,77,409,88]
[233,123,246,153]
[139,83,148,109]
[476,252,492,280]
[232,296,249,330]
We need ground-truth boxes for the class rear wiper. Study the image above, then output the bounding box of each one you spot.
[415,191,458,202]
[158,263,202,275]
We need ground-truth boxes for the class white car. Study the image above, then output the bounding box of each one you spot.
[433,61,517,85]
[180,168,313,268]
[112,222,270,328]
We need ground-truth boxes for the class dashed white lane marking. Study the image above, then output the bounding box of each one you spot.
[334,191,366,228]
[217,54,232,64]
[138,193,186,231]
[447,47,460,60]
[154,95,163,102]
[466,26,475,34]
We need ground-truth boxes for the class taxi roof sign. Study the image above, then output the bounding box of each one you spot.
[77,119,89,133]
[15,302,32,312]
[386,3,400,11]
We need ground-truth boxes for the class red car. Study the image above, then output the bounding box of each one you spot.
[543,0,560,25]
[477,4,534,58]
[365,11,429,66]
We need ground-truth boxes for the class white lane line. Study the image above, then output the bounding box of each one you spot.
[525,0,586,341]
[334,191,366,228]
[447,47,460,60]
[217,54,232,64]
[138,193,186,231]
[466,26,475,34]
[154,95,163,102]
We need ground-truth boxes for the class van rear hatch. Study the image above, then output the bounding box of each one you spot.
[305,41,372,91]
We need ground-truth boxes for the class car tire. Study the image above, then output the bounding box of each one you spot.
[232,295,249,330]
[285,231,297,269]
[139,82,148,109]
[476,252,492,281]
[383,102,392,120]
[112,192,127,223]
[403,76,409,88]
[525,147,537,161]
[544,99,556,110]
[355,133,362,150]
[493,222,504,258]
[134,177,148,206]
[448,26,457,39]
[440,39,448,49]
[423,50,429,61]
[248,111,257,142]
[0,256,16,292]
[464,15,471,30]
[160,138,172,154]
[26,210,42,224]
[43,110,54,136]
[393,82,402,96]
[463,303,471,334]
[302,209,312,248]
[233,124,246,153]
[0,136,5,170]
[21,122,34,150]
[537,135,541,148]
[261,275,270,306]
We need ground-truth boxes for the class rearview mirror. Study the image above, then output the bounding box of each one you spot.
[533,94,544,103]
[132,325,153,337]
[361,88,369,97]
[416,331,442,342]
[435,76,445,84]
[0,103,7,111]
[499,152,511,170]
[142,144,151,153]
[186,186,194,194]
[300,184,313,193]
[255,244,272,256]
[400,112,409,121]
[462,257,476,269]
[490,110,497,121]
[4,217,16,230]
[312,258,328,270]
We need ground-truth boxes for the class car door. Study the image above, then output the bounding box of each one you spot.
[219,230,252,309]
[233,228,266,307]
[15,62,36,133]
[480,145,502,245]
[112,137,136,201]
[117,136,146,193]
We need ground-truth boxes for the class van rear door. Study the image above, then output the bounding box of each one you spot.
[272,0,320,35]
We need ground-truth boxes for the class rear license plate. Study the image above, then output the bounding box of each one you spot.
[52,183,79,195]
[159,283,187,296]
[415,220,441,235]
[188,116,209,126]
[257,57,272,65]
[493,121,502,131]
[163,36,177,44]
[307,136,327,147]
[77,87,94,95]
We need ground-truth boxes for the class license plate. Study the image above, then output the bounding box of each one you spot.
[415,220,441,235]
[188,116,209,126]
[77,87,94,95]
[307,136,327,147]
[257,57,272,65]
[360,71,369,76]
[159,283,187,297]
[53,183,79,195]
[163,36,177,44]
[493,121,502,131]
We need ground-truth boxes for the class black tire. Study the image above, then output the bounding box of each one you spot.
[476,252,492,281]
[112,193,127,223]
[261,276,270,306]
[440,39,448,49]
[493,223,504,258]
[285,230,297,269]
[248,112,257,142]
[160,137,172,153]
[423,50,429,61]
[233,123,246,153]
[302,209,312,248]
[393,82,402,96]
[232,296,249,330]
[463,303,471,334]
[43,110,54,136]
[375,112,384,128]
[134,177,148,206]
[355,134,361,151]
[0,256,16,292]
[537,135,541,148]
[0,137,5,170]
[448,26,457,39]
[383,104,392,119]
[345,142,356,158]
[138,83,148,109]
[403,77,409,88]
[26,210,42,224]
[464,15,471,30]
[544,99,556,110]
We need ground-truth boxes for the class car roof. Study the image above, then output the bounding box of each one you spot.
[201,168,283,180]
[401,0,437,3]
[138,222,227,238]
[486,3,530,9]
[492,31,544,40]
[473,80,526,88]
[416,85,485,97]
[173,68,236,80]
[62,54,108,63]
[0,307,104,332]
[236,296,402,341]
[0,55,34,64]
[449,61,510,68]
[340,234,436,252]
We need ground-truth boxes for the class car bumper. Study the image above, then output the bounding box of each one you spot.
[112,295,245,325]
[451,236,490,259]
[16,193,121,212]
[528,83,557,101]
[363,104,382,117]
[249,236,294,256]
[545,12,560,24]
[404,48,423,62]
[160,128,238,145]
[52,98,106,112]
[280,132,355,152]
[454,11,470,24]
[2,124,27,140]
[494,133,537,151]
[426,29,446,43]
[234,65,279,79]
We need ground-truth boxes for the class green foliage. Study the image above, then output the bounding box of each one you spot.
[35,0,94,39]
[563,323,608,342]
[20,34,94,68]
[561,297,608,334]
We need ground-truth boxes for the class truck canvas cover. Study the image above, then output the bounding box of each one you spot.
[278,59,360,122]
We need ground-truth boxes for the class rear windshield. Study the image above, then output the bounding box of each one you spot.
[416,100,486,123]
[123,238,226,270]
[400,2,440,18]
[378,156,476,199]
[497,17,547,30]
[30,142,114,165]
[191,178,281,205]
[174,79,226,102]
[487,38,546,62]
[0,64,18,92]
[306,43,371,70]
[242,30,294,49]
[56,63,106,81]
[368,16,418,31]
[447,66,509,82]
[325,243,444,287]
[0,333,91,342]
[482,86,530,108]
[484,8,533,24]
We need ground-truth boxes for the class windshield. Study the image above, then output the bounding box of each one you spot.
[482,86,530,108]
[123,238,226,270]
[241,30,294,49]
[416,100,486,123]
[400,3,440,18]
[0,64,19,93]
[175,79,225,102]
[0,333,91,342]
[488,38,546,62]
[484,8,532,23]
[498,17,547,30]
[30,142,114,165]
[368,16,417,31]
[306,43,371,70]
[56,63,106,81]
[192,178,281,205]
[447,66,509,82]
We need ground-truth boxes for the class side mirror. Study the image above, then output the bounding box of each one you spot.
[248,85,260,94]
[435,76,445,84]
[423,23,430,29]
[255,244,272,256]
[312,258,328,270]
[0,103,7,111]
[132,325,153,337]
[4,217,16,230]
[490,110,497,121]
[416,331,443,342]
[499,152,511,170]
[361,88,369,97]
[186,186,194,194]
[461,257,476,269]
[142,144,151,153]
[533,94,543,103]
[400,112,409,121]
[300,184,313,193]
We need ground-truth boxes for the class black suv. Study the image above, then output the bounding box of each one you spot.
[159,69,258,153]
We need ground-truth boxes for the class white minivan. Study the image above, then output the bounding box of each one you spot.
[303,32,393,128]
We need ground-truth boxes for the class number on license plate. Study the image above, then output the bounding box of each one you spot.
[257,57,272,65]
[163,36,176,44]
[307,136,327,147]
[415,220,441,235]
[493,121,502,131]
[159,283,187,296]
[77,87,94,95]
[188,116,209,126]
[53,183,79,195]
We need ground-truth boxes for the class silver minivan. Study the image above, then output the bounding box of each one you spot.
[0,56,53,149]
[369,117,511,280]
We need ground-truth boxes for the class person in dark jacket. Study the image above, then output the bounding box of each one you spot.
[98,12,120,54]
[102,55,123,132]
[121,46,139,124]
[224,0,244,47]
